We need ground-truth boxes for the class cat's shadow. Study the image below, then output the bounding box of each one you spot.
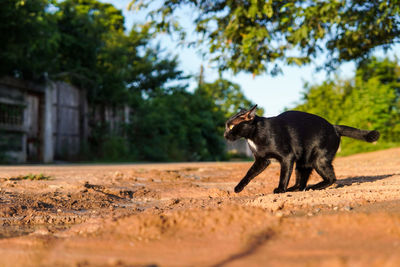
[210,229,274,267]
[334,173,396,188]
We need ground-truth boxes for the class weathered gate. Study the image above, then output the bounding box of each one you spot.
[26,93,43,162]
[52,81,88,160]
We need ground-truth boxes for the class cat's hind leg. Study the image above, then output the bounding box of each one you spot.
[307,159,336,190]
[234,158,270,193]
[287,166,312,192]
[273,158,295,194]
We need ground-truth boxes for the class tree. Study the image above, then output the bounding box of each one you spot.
[295,57,400,154]
[0,0,230,161]
[55,0,130,103]
[196,78,264,118]
[129,0,400,75]
[129,89,227,161]
[55,0,186,105]
[0,0,59,80]
[351,57,400,141]
[295,79,351,124]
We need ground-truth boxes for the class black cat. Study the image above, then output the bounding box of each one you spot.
[224,105,380,194]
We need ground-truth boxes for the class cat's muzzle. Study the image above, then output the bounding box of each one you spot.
[224,131,239,141]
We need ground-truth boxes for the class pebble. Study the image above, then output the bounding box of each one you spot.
[343,206,352,211]
[107,258,123,266]
[33,227,50,236]
[333,206,339,211]
[270,202,284,212]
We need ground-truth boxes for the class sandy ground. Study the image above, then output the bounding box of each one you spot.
[0,147,400,267]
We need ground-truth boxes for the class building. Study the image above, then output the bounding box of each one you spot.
[0,77,88,163]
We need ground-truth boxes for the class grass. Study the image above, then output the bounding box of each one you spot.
[226,151,254,162]
[337,140,400,157]
[8,173,51,181]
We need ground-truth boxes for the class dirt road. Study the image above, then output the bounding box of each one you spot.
[0,148,400,266]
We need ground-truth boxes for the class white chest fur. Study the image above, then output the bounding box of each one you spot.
[247,139,257,151]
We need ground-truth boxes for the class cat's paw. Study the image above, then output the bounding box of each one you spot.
[273,187,286,194]
[286,186,300,192]
[234,185,244,193]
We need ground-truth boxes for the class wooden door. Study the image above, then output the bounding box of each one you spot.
[26,93,43,162]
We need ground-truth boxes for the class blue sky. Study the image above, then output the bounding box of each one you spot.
[104,0,399,117]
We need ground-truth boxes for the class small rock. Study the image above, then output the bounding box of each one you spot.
[113,171,123,178]
[270,202,284,212]
[57,209,62,213]
[33,227,50,236]
[307,212,313,217]
[275,211,284,218]
[343,206,352,211]
[107,258,123,266]
[333,206,339,211]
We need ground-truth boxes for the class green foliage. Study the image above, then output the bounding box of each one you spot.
[1,0,231,162]
[295,57,400,155]
[129,0,400,75]
[8,173,51,181]
[129,89,227,161]
[55,0,127,94]
[296,80,350,124]
[1,0,185,106]
[196,78,264,119]
[55,0,182,105]
[338,139,399,157]
[0,0,59,79]
[87,128,132,162]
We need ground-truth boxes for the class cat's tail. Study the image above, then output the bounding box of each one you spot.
[334,125,380,143]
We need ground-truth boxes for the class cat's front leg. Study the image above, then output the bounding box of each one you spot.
[273,158,295,194]
[234,158,270,193]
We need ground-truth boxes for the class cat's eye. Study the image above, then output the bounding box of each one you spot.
[229,125,234,130]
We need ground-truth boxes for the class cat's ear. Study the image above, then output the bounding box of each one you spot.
[242,105,257,121]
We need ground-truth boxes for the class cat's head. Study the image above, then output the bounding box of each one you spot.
[224,105,257,141]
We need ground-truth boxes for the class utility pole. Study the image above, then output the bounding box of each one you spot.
[198,64,204,87]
